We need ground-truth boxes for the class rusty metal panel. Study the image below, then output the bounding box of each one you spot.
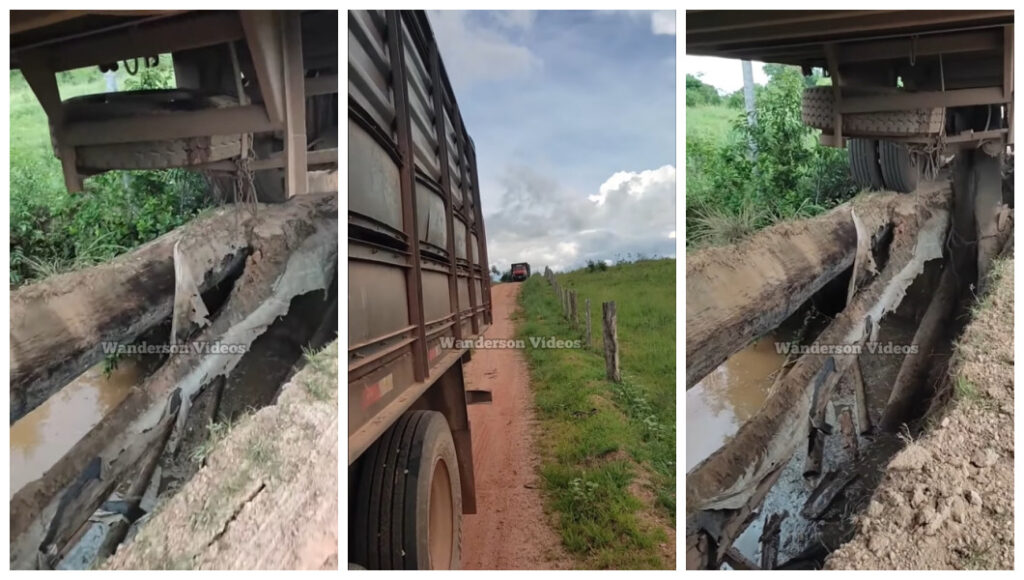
[348,120,403,232]
[456,275,471,316]
[415,181,448,253]
[422,268,453,322]
[348,10,395,138]
[687,10,1013,68]
[444,112,464,207]
[453,216,468,260]
[470,232,480,265]
[348,352,415,439]
[348,256,410,346]
[401,25,442,182]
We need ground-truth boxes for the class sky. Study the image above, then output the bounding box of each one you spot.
[685,55,768,93]
[428,10,676,273]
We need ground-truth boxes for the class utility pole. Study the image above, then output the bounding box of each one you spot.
[104,70,118,93]
[742,60,757,158]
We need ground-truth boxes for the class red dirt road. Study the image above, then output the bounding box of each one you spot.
[460,282,571,570]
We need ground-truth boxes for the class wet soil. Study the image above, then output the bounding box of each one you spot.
[460,282,572,570]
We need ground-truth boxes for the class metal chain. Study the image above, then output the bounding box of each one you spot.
[233,137,258,217]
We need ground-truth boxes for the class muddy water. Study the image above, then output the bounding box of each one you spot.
[686,337,787,472]
[9,359,143,498]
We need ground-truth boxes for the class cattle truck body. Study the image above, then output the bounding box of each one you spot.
[348,10,493,569]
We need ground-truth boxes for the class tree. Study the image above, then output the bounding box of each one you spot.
[686,74,722,107]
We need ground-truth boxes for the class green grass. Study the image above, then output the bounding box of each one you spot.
[9,66,146,204]
[516,259,675,569]
[301,343,339,402]
[10,60,212,285]
[686,104,743,146]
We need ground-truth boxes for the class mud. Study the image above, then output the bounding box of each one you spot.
[686,337,786,471]
[10,358,147,498]
[460,282,572,570]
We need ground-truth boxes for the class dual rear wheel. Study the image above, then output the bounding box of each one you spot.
[848,138,920,193]
[350,410,462,570]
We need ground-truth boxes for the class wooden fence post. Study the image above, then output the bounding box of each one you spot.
[602,301,620,382]
[569,291,577,327]
[585,298,592,347]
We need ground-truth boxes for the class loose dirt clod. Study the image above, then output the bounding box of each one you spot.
[888,444,931,471]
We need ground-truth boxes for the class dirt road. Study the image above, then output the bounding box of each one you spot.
[460,282,571,570]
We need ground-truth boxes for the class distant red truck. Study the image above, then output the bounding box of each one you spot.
[511,262,530,281]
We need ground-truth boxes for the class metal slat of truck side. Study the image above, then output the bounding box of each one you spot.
[348,10,395,138]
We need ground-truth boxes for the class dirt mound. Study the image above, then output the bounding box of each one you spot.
[826,258,1013,570]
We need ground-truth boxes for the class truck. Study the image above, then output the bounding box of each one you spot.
[348,10,493,570]
[511,262,531,281]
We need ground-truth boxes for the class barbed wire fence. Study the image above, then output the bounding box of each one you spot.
[542,266,619,382]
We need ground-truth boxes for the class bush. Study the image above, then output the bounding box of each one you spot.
[10,56,215,284]
[686,74,721,107]
[686,65,858,248]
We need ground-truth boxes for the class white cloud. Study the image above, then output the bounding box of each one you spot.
[589,165,675,206]
[427,11,541,89]
[489,10,536,31]
[485,165,676,272]
[651,11,676,36]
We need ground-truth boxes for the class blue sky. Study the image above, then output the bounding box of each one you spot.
[429,10,676,272]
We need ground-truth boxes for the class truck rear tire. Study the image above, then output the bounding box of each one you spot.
[878,140,920,193]
[848,138,883,190]
[351,410,462,570]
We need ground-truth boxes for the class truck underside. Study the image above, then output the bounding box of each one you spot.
[686,10,1014,570]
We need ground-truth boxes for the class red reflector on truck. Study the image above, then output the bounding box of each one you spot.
[361,374,394,409]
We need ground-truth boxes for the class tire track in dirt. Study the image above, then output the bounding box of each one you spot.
[460,282,572,570]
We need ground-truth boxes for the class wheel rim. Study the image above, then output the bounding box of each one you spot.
[427,457,454,569]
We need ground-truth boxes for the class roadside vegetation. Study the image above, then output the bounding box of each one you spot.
[516,258,675,569]
[686,65,858,248]
[9,58,212,285]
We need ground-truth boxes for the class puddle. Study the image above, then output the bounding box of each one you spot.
[686,336,787,471]
[10,359,144,498]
